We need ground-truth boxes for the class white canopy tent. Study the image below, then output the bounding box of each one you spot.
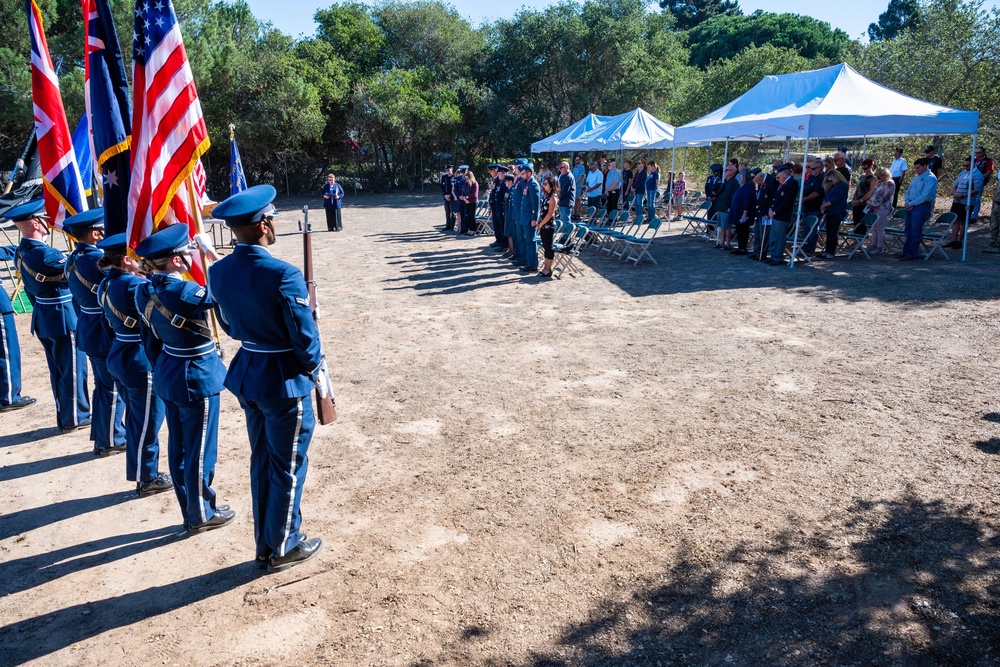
[529,113,615,153]
[674,63,981,262]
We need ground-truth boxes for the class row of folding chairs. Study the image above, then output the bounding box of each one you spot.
[568,206,662,265]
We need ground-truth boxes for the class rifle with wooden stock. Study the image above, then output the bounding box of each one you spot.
[303,205,337,424]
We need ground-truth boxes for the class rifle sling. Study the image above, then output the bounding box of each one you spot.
[100,288,138,329]
[66,258,100,294]
[15,252,67,285]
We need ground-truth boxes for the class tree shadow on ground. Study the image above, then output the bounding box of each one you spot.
[425,495,1000,666]
[0,491,134,542]
[0,426,62,448]
[537,496,999,666]
[579,225,1000,305]
[0,562,260,665]
[0,450,97,483]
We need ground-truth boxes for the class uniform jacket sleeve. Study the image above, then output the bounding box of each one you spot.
[528,179,540,220]
[279,265,324,375]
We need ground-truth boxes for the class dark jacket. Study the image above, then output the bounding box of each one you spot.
[823,181,850,219]
[710,176,739,217]
[558,172,575,208]
[728,182,757,226]
[770,177,799,222]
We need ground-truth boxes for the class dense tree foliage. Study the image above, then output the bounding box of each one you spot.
[688,11,850,68]
[0,0,995,193]
[868,0,922,41]
[660,0,740,30]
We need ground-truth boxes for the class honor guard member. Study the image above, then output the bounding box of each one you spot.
[440,166,455,230]
[503,172,517,257]
[518,163,541,273]
[96,233,173,496]
[64,209,127,456]
[9,199,90,432]
[209,185,325,573]
[134,224,235,533]
[491,166,509,250]
[453,166,469,234]
[0,244,35,412]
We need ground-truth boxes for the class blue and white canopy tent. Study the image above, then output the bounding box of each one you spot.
[530,113,616,153]
[674,63,980,262]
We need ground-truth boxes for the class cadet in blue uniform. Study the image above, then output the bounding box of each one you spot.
[509,165,524,265]
[209,185,326,573]
[518,163,541,273]
[488,165,508,250]
[95,233,173,496]
[440,166,455,230]
[134,225,235,533]
[63,210,127,456]
[0,245,35,412]
[453,166,468,235]
[9,199,90,432]
[502,172,517,258]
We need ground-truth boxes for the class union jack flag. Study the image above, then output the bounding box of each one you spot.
[128,0,210,282]
[24,0,88,229]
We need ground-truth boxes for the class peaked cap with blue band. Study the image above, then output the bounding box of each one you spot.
[134,224,192,260]
[63,208,105,238]
[5,198,47,222]
[212,184,278,228]
[97,233,128,251]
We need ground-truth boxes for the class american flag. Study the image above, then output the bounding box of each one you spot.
[24,0,88,229]
[127,0,210,281]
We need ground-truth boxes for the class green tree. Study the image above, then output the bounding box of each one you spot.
[314,2,385,74]
[373,1,484,79]
[687,10,850,68]
[868,0,923,41]
[660,0,740,30]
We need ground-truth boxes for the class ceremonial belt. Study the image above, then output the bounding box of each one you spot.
[15,253,67,285]
[115,333,142,343]
[100,288,138,329]
[80,306,104,315]
[162,341,216,358]
[143,288,212,339]
[66,258,100,294]
[241,341,293,353]
[35,294,73,305]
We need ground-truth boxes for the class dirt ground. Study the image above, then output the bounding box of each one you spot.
[1,192,999,667]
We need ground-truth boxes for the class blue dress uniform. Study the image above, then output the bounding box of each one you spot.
[518,168,541,271]
[0,245,35,412]
[509,168,524,262]
[440,167,455,230]
[96,233,172,495]
[9,199,90,431]
[134,225,232,531]
[64,210,126,455]
[209,185,325,571]
[453,169,468,233]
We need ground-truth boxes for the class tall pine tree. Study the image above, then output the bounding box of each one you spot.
[660,0,741,30]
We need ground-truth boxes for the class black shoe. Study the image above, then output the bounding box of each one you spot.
[137,473,174,497]
[519,266,533,272]
[0,396,36,412]
[61,420,91,434]
[187,508,236,534]
[109,443,127,454]
[267,537,323,573]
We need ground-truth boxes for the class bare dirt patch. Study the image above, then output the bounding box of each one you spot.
[1,192,998,666]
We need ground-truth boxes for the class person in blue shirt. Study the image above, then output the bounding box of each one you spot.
[644,161,660,222]
[64,210,127,456]
[440,166,455,230]
[815,171,850,259]
[900,158,939,260]
[134,224,234,534]
[9,199,90,432]
[209,185,327,573]
[0,244,34,413]
[503,172,517,258]
[518,163,541,273]
[321,173,345,232]
[96,233,173,496]
[509,165,524,265]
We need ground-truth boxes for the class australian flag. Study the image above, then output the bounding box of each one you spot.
[84,0,132,236]
[230,124,247,195]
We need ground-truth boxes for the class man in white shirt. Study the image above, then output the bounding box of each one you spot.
[890,148,908,209]
[604,160,622,211]
[586,162,603,209]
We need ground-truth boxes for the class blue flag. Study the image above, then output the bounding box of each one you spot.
[72,115,93,196]
[230,126,248,195]
[84,0,132,235]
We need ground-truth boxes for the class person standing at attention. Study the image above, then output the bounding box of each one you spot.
[9,199,90,432]
[210,185,329,573]
[604,160,622,212]
[644,161,660,222]
[322,173,345,232]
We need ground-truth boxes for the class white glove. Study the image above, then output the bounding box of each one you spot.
[193,232,215,255]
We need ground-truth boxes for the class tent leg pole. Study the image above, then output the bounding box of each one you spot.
[720,139,729,244]
[963,132,977,262]
[862,137,867,161]
[790,136,810,268]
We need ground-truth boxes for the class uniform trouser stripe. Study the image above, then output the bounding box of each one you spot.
[197,398,209,524]
[136,373,153,482]
[278,399,304,557]
[0,315,12,405]
[164,395,218,526]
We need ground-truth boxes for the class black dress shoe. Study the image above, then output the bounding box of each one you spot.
[267,537,323,573]
[187,508,236,534]
[109,443,127,454]
[61,420,92,434]
[0,396,36,412]
[137,473,174,497]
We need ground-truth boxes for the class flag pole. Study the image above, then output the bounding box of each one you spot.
[186,172,223,356]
